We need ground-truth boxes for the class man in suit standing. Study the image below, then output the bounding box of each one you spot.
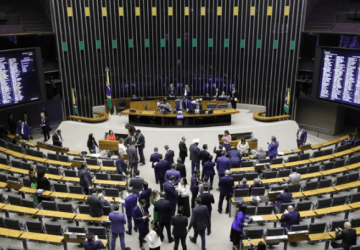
[183,84,191,99]
[83,232,105,250]
[280,205,300,231]
[188,197,210,250]
[172,206,188,250]
[135,129,145,165]
[79,163,92,195]
[133,199,150,250]
[87,190,104,217]
[165,145,175,166]
[154,192,174,243]
[155,154,170,192]
[109,204,127,250]
[126,143,138,177]
[198,184,214,235]
[168,83,177,97]
[129,170,144,195]
[203,155,216,190]
[200,144,210,169]
[190,170,201,209]
[124,187,138,235]
[296,125,307,148]
[230,87,238,109]
[175,158,187,178]
[116,154,127,176]
[189,139,201,174]
[150,148,160,184]
[331,222,357,250]
[213,145,223,163]
[139,182,152,214]
[52,129,63,147]
[164,176,178,212]
[40,111,50,142]
[179,137,188,164]
[165,164,181,185]
[218,170,234,214]
[227,146,242,168]
[216,151,230,189]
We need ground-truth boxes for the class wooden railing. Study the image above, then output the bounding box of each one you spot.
[253,111,291,122]
[68,111,109,123]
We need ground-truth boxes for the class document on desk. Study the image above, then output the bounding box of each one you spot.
[251,216,263,222]
[251,196,261,202]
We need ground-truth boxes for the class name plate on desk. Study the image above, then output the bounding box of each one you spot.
[266,235,288,244]
[287,230,309,242]
[64,232,86,243]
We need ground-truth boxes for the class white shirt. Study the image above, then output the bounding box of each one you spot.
[119,144,127,155]
[298,129,303,140]
[184,88,188,96]
[177,183,190,197]
[237,141,249,154]
[21,125,24,135]
[146,230,161,248]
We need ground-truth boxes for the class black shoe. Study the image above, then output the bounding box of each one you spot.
[225,210,229,214]
[169,238,174,243]
[142,239,147,243]
[134,227,138,232]
[189,236,196,243]
[207,231,211,235]
[218,209,222,214]
[125,231,132,235]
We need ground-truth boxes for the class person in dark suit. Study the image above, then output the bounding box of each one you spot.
[40,111,51,142]
[216,151,231,188]
[183,84,191,98]
[233,178,249,190]
[79,163,93,195]
[139,182,152,214]
[172,206,188,250]
[190,171,201,209]
[230,87,238,109]
[175,158,186,178]
[200,144,210,168]
[87,133,98,153]
[189,139,201,174]
[331,222,357,250]
[188,197,210,250]
[124,187,138,235]
[84,232,105,250]
[155,154,170,192]
[109,204,127,250]
[179,137,188,164]
[154,192,174,243]
[165,145,175,166]
[135,129,145,165]
[129,170,144,195]
[202,155,216,190]
[213,88,219,99]
[150,148,160,183]
[52,129,63,147]
[116,154,127,176]
[87,190,104,217]
[8,114,17,135]
[218,170,234,214]
[198,184,214,235]
[227,146,242,168]
[16,120,31,141]
[126,144,138,177]
[133,199,150,250]
[213,145,223,163]
[280,205,300,231]
[165,164,181,185]
[36,170,51,203]
[168,83,177,97]
[164,176,178,212]
[296,125,307,148]
[274,187,292,210]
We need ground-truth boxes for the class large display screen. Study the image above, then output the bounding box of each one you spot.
[0,49,42,108]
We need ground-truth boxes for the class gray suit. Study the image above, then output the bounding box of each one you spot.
[127,145,138,175]
[87,195,104,217]
[129,176,144,195]
[287,173,301,185]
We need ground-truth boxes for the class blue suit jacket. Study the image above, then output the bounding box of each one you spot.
[227,149,242,163]
[150,153,160,168]
[139,188,152,209]
[165,169,181,185]
[189,205,209,231]
[155,160,170,180]
[136,134,145,148]
[281,211,300,230]
[154,198,173,223]
[296,129,307,145]
[116,158,127,174]
[132,205,149,231]
[165,150,175,166]
[190,174,200,192]
[268,141,279,157]
[189,144,201,162]
[216,156,230,175]
[275,192,292,208]
[129,176,144,195]
[109,211,127,233]
[203,161,216,177]
[79,169,92,189]
[16,123,30,138]
[124,193,138,216]
[84,240,104,250]
[200,150,210,166]
[213,148,222,163]
[219,176,234,195]
[164,181,178,209]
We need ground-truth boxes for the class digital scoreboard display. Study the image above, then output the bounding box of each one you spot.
[0,49,42,108]
[318,48,360,107]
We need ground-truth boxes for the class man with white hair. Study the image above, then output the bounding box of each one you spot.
[331,221,357,250]
[280,205,300,231]
[218,170,234,214]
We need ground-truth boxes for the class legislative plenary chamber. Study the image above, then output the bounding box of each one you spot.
[2,0,360,250]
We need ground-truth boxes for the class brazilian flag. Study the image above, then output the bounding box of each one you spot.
[105,67,112,110]
[284,88,290,114]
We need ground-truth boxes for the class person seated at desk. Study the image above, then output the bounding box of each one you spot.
[342,133,358,146]
[331,222,357,250]
[106,130,116,141]
[87,189,105,217]
[249,178,263,193]
[183,84,191,99]
[52,129,63,147]
[234,178,249,190]
[286,167,301,185]
[84,232,105,250]
[163,98,172,112]
[219,91,227,98]
[280,205,300,232]
[168,83,177,97]
[253,147,266,161]
[213,88,219,98]
[237,138,249,156]
[274,187,292,210]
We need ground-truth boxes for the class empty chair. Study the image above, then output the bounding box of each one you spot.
[8,195,22,206]
[58,155,70,162]
[308,164,320,174]
[86,158,98,166]
[323,162,334,171]
[257,205,273,215]
[288,155,299,162]
[78,205,90,214]
[297,166,308,175]
[350,245,360,250]
[355,140,360,147]
[58,203,74,213]
[0,157,8,165]
[110,174,125,181]
[245,172,258,180]
[25,148,34,156]
[263,171,277,179]
[45,223,63,235]
[303,181,318,191]
[0,174,8,182]
[0,139,7,148]
[313,151,324,158]
[258,159,270,164]
[88,226,108,239]
[36,165,48,174]
[0,193,3,202]
[54,183,68,193]
[64,170,77,177]
[21,199,35,208]
[250,187,265,196]
[102,160,114,167]
[337,143,352,152]
[26,221,45,233]
[335,158,346,168]
[323,148,333,156]
[104,188,120,197]
[279,203,295,213]
[290,224,308,231]
[41,200,58,211]
[67,226,86,233]
[299,153,310,160]
[266,228,284,247]
[69,185,84,194]
[348,155,360,165]
[96,173,109,180]
[270,186,284,192]
[22,179,32,188]
[7,143,15,151]
[243,228,263,239]
[332,195,348,206]
[296,201,312,211]
[271,158,283,164]
[315,198,332,209]
[318,179,332,188]
[241,161,254,167]
[73,157,84,161]
[331,220,348,231]
[14,145,23,153]
[8,176,20,182]
[103,206,111,216]
[352,193,360,203]
[350,218,360,228]
[234,189,249,197]
[288,184,301,193]
[308,222,326,234]
[33,151,44,158]
[48,166,60,175]
[47,153,58,161]
[4,218,24,230]
[245,206,256,215]
[348,172,359,182]
[20,162,32,171]
[232,174,245,182]
[334,175,349,185]
[10,160,21,168]
[279,169,291,177]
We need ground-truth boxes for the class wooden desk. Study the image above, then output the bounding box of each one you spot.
[61,176,80,183]
[45,159,72,168]
[242,238,266,249]
[19,231,64,244]
[349,202,360,210]
[45,173,63,181]
[308,232,333,241]
[75,214,109,222]
[268,164,285,169]
[99,166,117,172]
[277,211,317,219]
[346,162,360,170]
[0,227,23,238]
[321,167,347,176]
[332,149,355,158]
[37,210,76,220]
[49,192,71,199]
[0,203,5,209]
[258,178,286,185]
[333,181,360,192]
[309,155,334,163]
[0,147,8,153]
[310,144,323,150]
[314,205,352,215]
[292,192,304,198]
[251,214,279,222]
[0,181,6,188]
[301,172,322,179]
[302,187,335,197]
[0,164,10,171]
[282,149,301,155]
[87,165,102,171]
[93,180,126,186]
[67,150,82,156]
[230,167,255,172]
[283,160,311,168]
[67,193,87,201]
[9,167,28,175]
[22,155,47,163]
[1,204,38,215]
[19,186,37,194]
